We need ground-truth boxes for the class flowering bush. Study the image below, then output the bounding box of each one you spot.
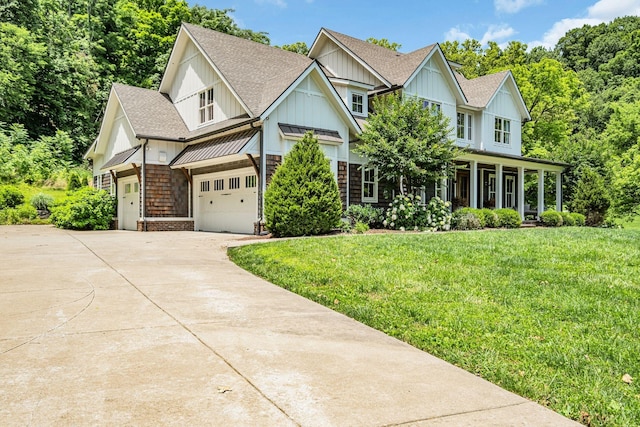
[383,194,451,231]
[383,193,420,231]
[420,196,452,231]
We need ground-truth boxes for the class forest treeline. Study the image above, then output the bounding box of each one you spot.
[1,1,639,220]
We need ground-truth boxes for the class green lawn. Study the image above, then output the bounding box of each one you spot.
[229,228,640,426]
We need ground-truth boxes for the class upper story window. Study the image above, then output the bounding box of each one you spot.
[351,92,364,114]
[199,88,214,124]
[422,99,441,114]
[494,117,511,144]
[457,112,473,140]
[362,167,378,203]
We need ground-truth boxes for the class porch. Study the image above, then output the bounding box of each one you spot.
[442,152,568,220]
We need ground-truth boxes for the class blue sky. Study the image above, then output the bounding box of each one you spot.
[188,0,640,52]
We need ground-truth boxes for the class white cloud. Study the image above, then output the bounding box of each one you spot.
[480,24,517,45]
[530,0,640,48]
[255,0,287,8]
[444,27,472,42]
[494,0,544,14]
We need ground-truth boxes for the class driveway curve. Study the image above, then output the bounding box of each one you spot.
[0,225,578,426]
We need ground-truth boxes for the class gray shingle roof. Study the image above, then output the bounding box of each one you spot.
[278,123,343,144]
[170,130,258,166]
[101,145,141,170]
[454,71,509,108]
[183,23,314,117]
[113,84,189,140]
[322,29,436,86]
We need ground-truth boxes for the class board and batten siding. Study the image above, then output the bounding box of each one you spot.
[483,86,522,155]
[144,140,184,166]
[169,40,245,131]
[404,57,458,143]
[316,39,383,87]
[96,104,138,172]
[263,73,350,179]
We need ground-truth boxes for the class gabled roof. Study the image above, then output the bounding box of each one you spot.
[312,28,437,87]
[454,71,510,108]
[178,23,314,117]
[454,70,531,120]
[113,83,189,140]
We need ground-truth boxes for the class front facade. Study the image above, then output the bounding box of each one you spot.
[86,24,565,233]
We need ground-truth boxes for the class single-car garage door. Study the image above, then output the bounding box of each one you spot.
[195,168,258,234]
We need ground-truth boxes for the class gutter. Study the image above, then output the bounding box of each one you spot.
[135,117,261,143]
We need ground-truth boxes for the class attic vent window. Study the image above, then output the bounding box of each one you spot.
[351,92,364,114]
[199,87,214,124]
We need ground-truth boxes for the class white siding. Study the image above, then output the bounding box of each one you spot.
[263,73,351,180]
[97,105,138,171]
[484,87,522,155]
[169,40,245,130]
[145,140,184,165]
[316,39,383,87]
[404,57,458,144]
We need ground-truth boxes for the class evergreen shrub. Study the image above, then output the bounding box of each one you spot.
[264,132,342,237]
[480,208,500,228]
[0,186,24,209]
[50,187,115,230]
[540,210,563,227]
[495,208,522,228]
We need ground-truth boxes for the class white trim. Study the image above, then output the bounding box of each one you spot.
[484,72,531,121]
[361,166,378,203]
[310,29,392,88]
[403,45,467,104]
[349,89,366,117]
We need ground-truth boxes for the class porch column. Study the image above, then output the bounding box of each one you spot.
[495,164,503,209]
[517,166,525,220]
[537,169,545,219]
[556,171,562,212]
[470,160,478,209]
[440,178,447,201]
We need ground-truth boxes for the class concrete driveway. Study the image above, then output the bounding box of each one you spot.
[0,225,578,426]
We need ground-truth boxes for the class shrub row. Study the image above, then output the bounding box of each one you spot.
[540,210,586,227]
[451,207,522,230]
[381,194,452,232]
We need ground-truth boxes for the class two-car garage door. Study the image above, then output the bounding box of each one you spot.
[195,168,258,234]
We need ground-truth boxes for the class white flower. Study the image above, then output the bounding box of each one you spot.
[383,220,388,226]
[414,226,419,231]
[422,207,426,211]
[390,222,395,227]
[405,215,409,219]
[445,201,451,207]
[400,226,405,232]
[392,214,397,220]
[399,204,405,211]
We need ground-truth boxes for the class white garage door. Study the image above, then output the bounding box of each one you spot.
[118,176,139,231]
[195,168,258,234]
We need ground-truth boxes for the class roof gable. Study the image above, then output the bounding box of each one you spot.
[161,24,314,118]
[455,70,530,119]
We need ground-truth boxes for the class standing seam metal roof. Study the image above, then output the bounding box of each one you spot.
[170,130,258,166]
[101,146,141,170]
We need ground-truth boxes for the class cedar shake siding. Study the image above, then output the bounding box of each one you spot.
[338,161,347,209]
[349,163,361,206]
[266,154,282,186]
[144,164,189,217]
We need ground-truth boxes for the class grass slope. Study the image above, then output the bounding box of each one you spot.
[229,228,640,426]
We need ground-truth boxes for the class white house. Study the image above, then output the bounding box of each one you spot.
[85,23,566,233]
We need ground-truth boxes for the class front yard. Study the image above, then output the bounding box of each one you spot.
[229,227,640,426]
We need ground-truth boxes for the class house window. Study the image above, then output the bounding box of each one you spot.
[246,175,257,188]
[213,178,224,191]
[494,117,511,144]
[362,167,378,203]
[457,112,473,140]
[229,176,240,190]
[200,180,210,192]
[125,183,131,194]
[422,99,441,114]
[199,88,214,124]
[351,92,364,114]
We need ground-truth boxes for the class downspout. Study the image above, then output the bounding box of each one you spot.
[142,138,148,232]
[250,120,265,233]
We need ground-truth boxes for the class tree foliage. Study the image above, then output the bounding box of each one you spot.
[366,37,401,51]
[355,95,457,194]
[264,132,342,237]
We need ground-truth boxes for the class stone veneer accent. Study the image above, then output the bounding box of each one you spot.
[144,164,188,217]
[338,161,347,209]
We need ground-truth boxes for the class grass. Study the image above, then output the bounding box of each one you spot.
[0,183,72,225]
[621,216,640,231]
[229,228,640,426]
